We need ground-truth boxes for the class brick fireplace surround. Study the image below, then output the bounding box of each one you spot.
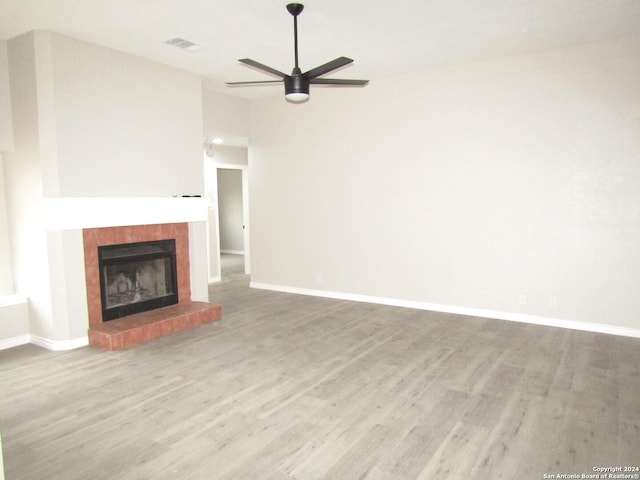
[83,223,221,350]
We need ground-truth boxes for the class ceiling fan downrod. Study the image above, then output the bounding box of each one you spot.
[285,3,307,101]
[286,3,304,73]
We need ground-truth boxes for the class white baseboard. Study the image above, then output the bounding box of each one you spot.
[0,294,30,351]
[0,334,30,351]
[30,335,89,351]
[250,282,640,339]
[0,334,89,351]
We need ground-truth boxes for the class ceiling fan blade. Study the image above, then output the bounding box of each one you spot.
[239,59,287,78]
[303,57,353,79]
[309,78,369,86]
[225,80,284,86]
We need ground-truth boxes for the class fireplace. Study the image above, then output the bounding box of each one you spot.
[99,239,178,321]
[83,223,192,327]
[83,223,222,350]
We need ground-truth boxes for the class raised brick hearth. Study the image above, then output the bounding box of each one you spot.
[88,301,221,351]
[83,223,222,350]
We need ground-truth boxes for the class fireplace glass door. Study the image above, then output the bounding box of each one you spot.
[98,239,178,321]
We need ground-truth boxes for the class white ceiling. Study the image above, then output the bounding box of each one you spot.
[1,0,639,100]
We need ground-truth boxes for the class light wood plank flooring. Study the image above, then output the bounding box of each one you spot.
[1,254,639,479]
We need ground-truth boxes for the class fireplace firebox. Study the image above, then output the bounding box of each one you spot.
[98,239,178,321]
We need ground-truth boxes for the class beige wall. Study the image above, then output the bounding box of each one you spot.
[0,156,13,295]
[0,41,14,294]
[210,144,248,166]
[0,40,13,151]
[249,35,640,333]
[203,88,250,146]
[49,33,204,197]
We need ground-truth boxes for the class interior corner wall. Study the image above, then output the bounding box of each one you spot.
[0,156,13,295]
[0,40,13,151]
[202,88,250,143]
[0,40,15,295]
[249,35,640,332]
[203,155,221,282]
[211,145,248,166]
[46,229,89,342]
[4,32,57,342]
[188,221,210,302]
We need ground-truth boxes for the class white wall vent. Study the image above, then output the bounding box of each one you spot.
[165,37,205,52]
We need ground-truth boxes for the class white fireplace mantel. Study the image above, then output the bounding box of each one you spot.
[45,197,209,231]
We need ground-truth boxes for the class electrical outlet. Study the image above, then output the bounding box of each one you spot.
[549,296,558,309]
[519,294,527,305]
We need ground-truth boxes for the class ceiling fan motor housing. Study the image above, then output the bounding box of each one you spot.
[284,74,310,101]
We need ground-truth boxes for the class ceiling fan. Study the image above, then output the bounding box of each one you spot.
[226,3,369,103]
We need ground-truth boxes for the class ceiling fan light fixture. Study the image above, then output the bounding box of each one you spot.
[285,92,309,103]
[284,74,310,103]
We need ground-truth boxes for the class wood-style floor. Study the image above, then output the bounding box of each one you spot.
[1,254,639,479]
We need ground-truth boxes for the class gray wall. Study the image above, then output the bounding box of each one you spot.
[249,35,640,333]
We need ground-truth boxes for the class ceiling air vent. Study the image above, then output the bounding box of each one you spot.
[165,37,205,52]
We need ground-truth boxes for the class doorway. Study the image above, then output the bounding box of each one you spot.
[213,165,250,280]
